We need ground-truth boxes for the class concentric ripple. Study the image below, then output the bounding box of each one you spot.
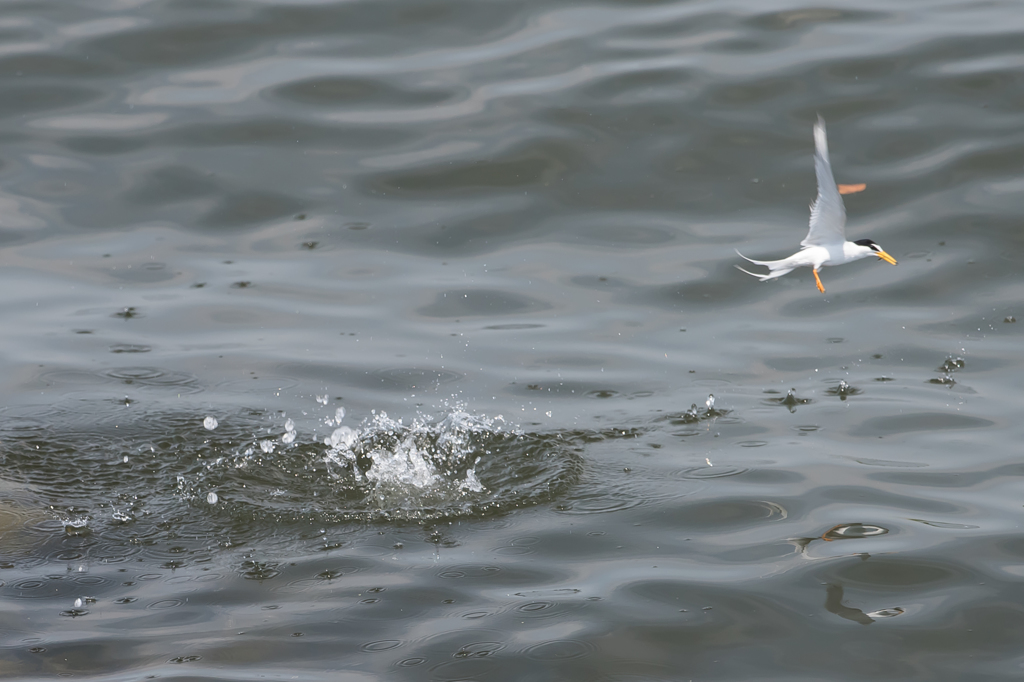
[0,403,582,563]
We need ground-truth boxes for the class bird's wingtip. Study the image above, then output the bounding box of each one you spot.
[813,116,828,155]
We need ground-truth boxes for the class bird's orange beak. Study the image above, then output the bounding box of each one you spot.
[876,250,897,265]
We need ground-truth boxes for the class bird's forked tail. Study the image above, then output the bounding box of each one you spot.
[734,249,797,282]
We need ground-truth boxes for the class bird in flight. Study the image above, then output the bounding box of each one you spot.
[736,116,897,294]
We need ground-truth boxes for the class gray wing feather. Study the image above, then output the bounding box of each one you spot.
[800,116,847,248]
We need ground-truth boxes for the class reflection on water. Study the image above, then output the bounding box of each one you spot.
[1,0,1024,679]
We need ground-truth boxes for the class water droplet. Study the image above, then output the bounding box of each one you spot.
[826,380,862,401]
[259,440,275,454]
[328,426,356,449]
[938,356,965,373]
[767,389,811,412]
[335,407,346,423]
[74,598,83,608]
[207,492,218,505]
[316,394,330,405]
[203,416,218,430]
[281,431,296,444]
[284,418,295,433]
[705,394,715,410]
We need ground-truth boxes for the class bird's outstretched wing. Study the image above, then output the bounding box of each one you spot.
[800,116,847,248]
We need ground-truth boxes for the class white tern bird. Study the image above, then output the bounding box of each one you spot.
[736,116,897,294]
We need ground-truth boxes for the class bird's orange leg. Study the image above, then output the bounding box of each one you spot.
[813,269,825,294]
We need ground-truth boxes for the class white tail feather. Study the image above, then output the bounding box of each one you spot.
[735,249,796,281]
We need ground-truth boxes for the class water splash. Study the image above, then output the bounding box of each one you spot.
[281,418,297,444]
[322,407,497,508]
[176,402,580,524]
[938,356,965,373]
[58,512,90,536]
[766,388,811,413]
[825,380,862,401]
[931,375,956,387]
[676,394,728,424]
[0,402,581,560]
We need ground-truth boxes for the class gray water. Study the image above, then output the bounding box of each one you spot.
[1,0,1023,679]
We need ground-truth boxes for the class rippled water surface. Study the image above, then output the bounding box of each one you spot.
[2,0,1024,679]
